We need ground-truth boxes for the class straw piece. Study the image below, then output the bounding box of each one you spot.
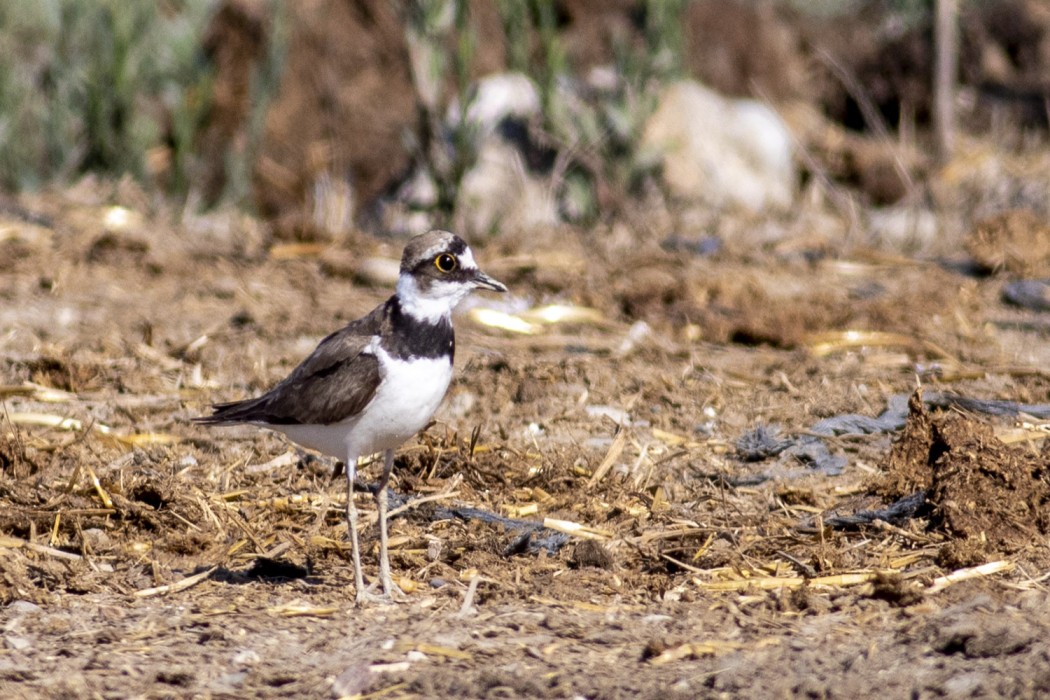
[112,432,181,446]
[6,411,177,446]
[386,490,460,520]
[926,560,1014,594]
[695,571,878,591]
[995,424,1050,445]
[8,412,84,431]
[542,517,613,540]
[629,527,710,546]
[134,565,217,597]
[266,601,339,617]
[503,503,539,517]
[517,304,605,326]
[528,596,621,613]
[395,642,473,660]
[466,308,542,335]
[804,329,955,360]
[648,640,744,665]
[85,464,114,509]
[458,576,481,617]
[650,427,703,448]
[587,428,627,489]
[0,535,83,561]
[0,382,76,402]
[246,451,299,474]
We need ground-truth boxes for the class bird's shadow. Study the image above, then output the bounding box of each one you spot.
[202,557,323,586]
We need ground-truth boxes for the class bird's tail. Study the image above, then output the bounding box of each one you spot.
[193,396,271,426]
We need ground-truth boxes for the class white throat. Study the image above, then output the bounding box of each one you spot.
[396,274,473,324]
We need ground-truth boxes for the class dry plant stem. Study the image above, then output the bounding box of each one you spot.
[660,553,705,574]
[309,483,332,537]
[814,47,916,198]
[135,565,217,598]
[934,0,959,163]
[458,575,481,616]
[587,427,627,489]
[0,535,82,561]
[927,560,1013,594]
[753,84,858,227]
[385,488,460,520]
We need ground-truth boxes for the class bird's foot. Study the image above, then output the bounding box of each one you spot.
[355,578,407,606]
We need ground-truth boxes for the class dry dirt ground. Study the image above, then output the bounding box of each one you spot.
[3,187,1050,699]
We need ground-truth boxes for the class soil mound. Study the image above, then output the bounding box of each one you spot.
[879,390,1050,562]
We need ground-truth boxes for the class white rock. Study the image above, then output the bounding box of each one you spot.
[448,73,558,237]
[4,635,31,651]
[232,648,261,666]
[448,72,541,136]
[867,205,939,251]
[441,389,476,420]
[453,138,558,237]
[585,405,631,426]
[5,601,42,617]
[641,80,797,213]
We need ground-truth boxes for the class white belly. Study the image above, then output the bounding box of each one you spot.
[275,351,453,462]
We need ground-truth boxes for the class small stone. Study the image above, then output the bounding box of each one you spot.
[232,649,261,666]
[4,635,31,651]
[209,672,247,692]
[6,601,42,617]
[942,673,983,696]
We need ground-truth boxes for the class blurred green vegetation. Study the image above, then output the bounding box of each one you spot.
[0,0,956,212]
[0,0,216,192]
[414,0,689,224]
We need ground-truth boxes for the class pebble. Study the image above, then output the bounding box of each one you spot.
[585,405,631,426]
[942,673,983,696]
[232,649,261,666]
[208,671,247,693]
[4,635,32,651]
[6,601,42,617]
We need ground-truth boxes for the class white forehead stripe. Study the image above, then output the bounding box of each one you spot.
[458,249,477,269]
[419,242,446,260]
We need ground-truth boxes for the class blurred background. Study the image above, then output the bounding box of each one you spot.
[7,7,1050,695]
[2,0,1048,248]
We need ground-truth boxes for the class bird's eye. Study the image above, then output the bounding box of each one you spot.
[434,253,458,273]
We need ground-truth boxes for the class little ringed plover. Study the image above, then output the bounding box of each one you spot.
[196,230,507,603]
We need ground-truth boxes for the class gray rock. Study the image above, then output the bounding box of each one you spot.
[641,80,796,213]
[5,635,32,651]
[447,73,558,237]
[5,601,42,617]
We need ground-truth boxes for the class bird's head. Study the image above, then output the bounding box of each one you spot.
[396,230,507,323]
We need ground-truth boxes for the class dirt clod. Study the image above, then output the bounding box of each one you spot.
[878,389,1050,554]
[569,539,614,569]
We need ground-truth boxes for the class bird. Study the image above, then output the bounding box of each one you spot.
[195,230,507,603]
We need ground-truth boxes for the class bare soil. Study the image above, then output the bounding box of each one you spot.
[2,188,1050,699]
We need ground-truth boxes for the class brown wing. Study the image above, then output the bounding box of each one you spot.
[196,300,392,426]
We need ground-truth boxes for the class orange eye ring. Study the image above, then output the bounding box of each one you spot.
[434,253,458,273]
